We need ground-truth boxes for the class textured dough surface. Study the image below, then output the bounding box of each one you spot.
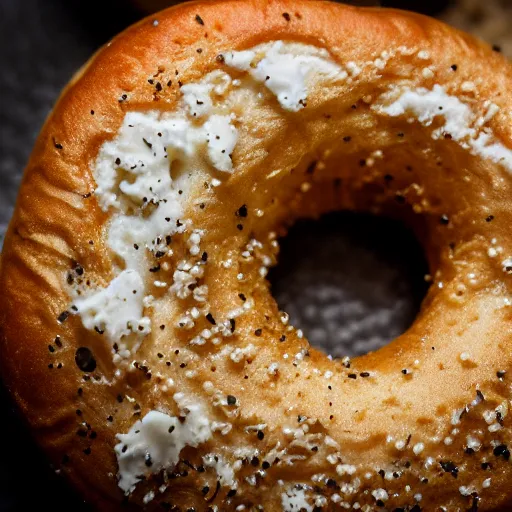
[2,1,512,511]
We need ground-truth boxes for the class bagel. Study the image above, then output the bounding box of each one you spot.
[2,1,512,510]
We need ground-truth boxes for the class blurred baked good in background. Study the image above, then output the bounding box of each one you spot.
[441,0,512,57]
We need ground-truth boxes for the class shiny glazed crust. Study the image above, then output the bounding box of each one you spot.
[2,1,512,510]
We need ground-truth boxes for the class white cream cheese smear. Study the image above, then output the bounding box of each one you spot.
[281,486,313,512]
[378,84,512,172]
[71,72,239,354]
[204,114,238,172]
[202,453,237,488]
[223,41,346,112]
[115,394,211,494]
[73,270,149,342]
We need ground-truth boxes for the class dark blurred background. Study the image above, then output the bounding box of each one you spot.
[0,0,510,509]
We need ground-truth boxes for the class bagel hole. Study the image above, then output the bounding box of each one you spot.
[268,211,429,358]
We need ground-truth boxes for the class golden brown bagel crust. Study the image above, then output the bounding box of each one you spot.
[2,1,512,510]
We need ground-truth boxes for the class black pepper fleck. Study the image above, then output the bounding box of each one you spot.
[57,311,69,323]
[75,347,97,372]
[494,444,510,460]
[306,161,317,174]
[236,204,248,217]
[440,460,459,477]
